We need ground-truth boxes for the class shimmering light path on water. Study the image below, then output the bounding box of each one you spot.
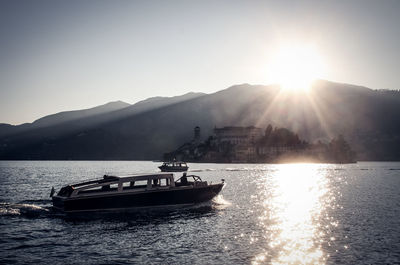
[1,161,399,264]
[253,165,330,264]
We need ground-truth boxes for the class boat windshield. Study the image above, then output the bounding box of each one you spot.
[175,174,202,185]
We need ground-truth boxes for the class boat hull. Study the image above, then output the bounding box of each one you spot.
[52,183,223,213]
[158,166,188,172]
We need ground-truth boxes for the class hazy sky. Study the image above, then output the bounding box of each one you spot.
[1,0,399,125]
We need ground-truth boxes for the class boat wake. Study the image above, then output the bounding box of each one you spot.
[0,199,230,223]
[189,168,217,172]
[211,195,232,210]
[0,202,52,217]
[0,196,230,220]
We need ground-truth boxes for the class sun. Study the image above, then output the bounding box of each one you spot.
[267,44,326,91]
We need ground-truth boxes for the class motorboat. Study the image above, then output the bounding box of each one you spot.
[51,173,224,213]
[159,161,189,172]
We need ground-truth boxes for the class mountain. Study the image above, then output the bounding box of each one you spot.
[0,92,206,159]
[0,101,131,138]
[0,81,399,160]
[0,92,205,138]
[31,100,131,128]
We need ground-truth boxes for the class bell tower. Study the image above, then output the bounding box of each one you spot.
[194,126,200,142]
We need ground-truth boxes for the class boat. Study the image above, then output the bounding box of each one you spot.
[159,161,189,172]
[51,173,224,213]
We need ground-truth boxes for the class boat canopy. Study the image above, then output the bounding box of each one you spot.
[58,173,177,197]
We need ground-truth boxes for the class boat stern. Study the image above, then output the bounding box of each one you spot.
[51,195,66,211]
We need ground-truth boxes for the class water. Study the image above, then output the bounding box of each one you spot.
[0,161,399,264]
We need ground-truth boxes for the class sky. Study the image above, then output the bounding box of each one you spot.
[1,0,400,125]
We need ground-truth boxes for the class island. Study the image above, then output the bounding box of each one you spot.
[164,125,356,163]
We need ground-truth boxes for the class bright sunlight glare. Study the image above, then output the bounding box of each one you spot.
[267,44,326,91]
[253,164,330,265]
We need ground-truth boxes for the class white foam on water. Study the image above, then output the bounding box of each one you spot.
[0,202,49,216]
[212,195,232,210]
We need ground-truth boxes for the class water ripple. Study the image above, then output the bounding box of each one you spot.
[0,161,399,264]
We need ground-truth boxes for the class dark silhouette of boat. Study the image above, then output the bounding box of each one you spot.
[51,173,224,213]
[159,161,189,172]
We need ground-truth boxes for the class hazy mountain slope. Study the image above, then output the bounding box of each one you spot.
[0,101,131,138]
[0,124,19,137]
[130,92,206,112]
[0,81,399,160]
[0,92,205,139]
[32,100,131,128]
[0,92,206,158]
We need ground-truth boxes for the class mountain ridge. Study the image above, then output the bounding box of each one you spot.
[0,80,399,161]
[0,92,206,138]
[31,100,131,128]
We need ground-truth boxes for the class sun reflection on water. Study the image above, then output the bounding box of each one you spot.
[253,164,330,265]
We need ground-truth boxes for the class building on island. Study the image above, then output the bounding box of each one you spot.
[213,126,263,145]
[163,125,356,163]
[211,126,263,162]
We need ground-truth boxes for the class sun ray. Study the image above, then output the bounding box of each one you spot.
[305,89,335,140]
[255,86,287,128]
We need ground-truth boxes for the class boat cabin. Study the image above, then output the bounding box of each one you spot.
[57,173,206,198]
[159,161,189,172]
[161,161,187,167]
[58,174,176,198]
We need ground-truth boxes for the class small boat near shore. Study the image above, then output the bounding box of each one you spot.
[51,173,224,213]
[159,161,189,172]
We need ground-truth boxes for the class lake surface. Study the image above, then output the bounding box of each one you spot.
[0,161,399,264]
